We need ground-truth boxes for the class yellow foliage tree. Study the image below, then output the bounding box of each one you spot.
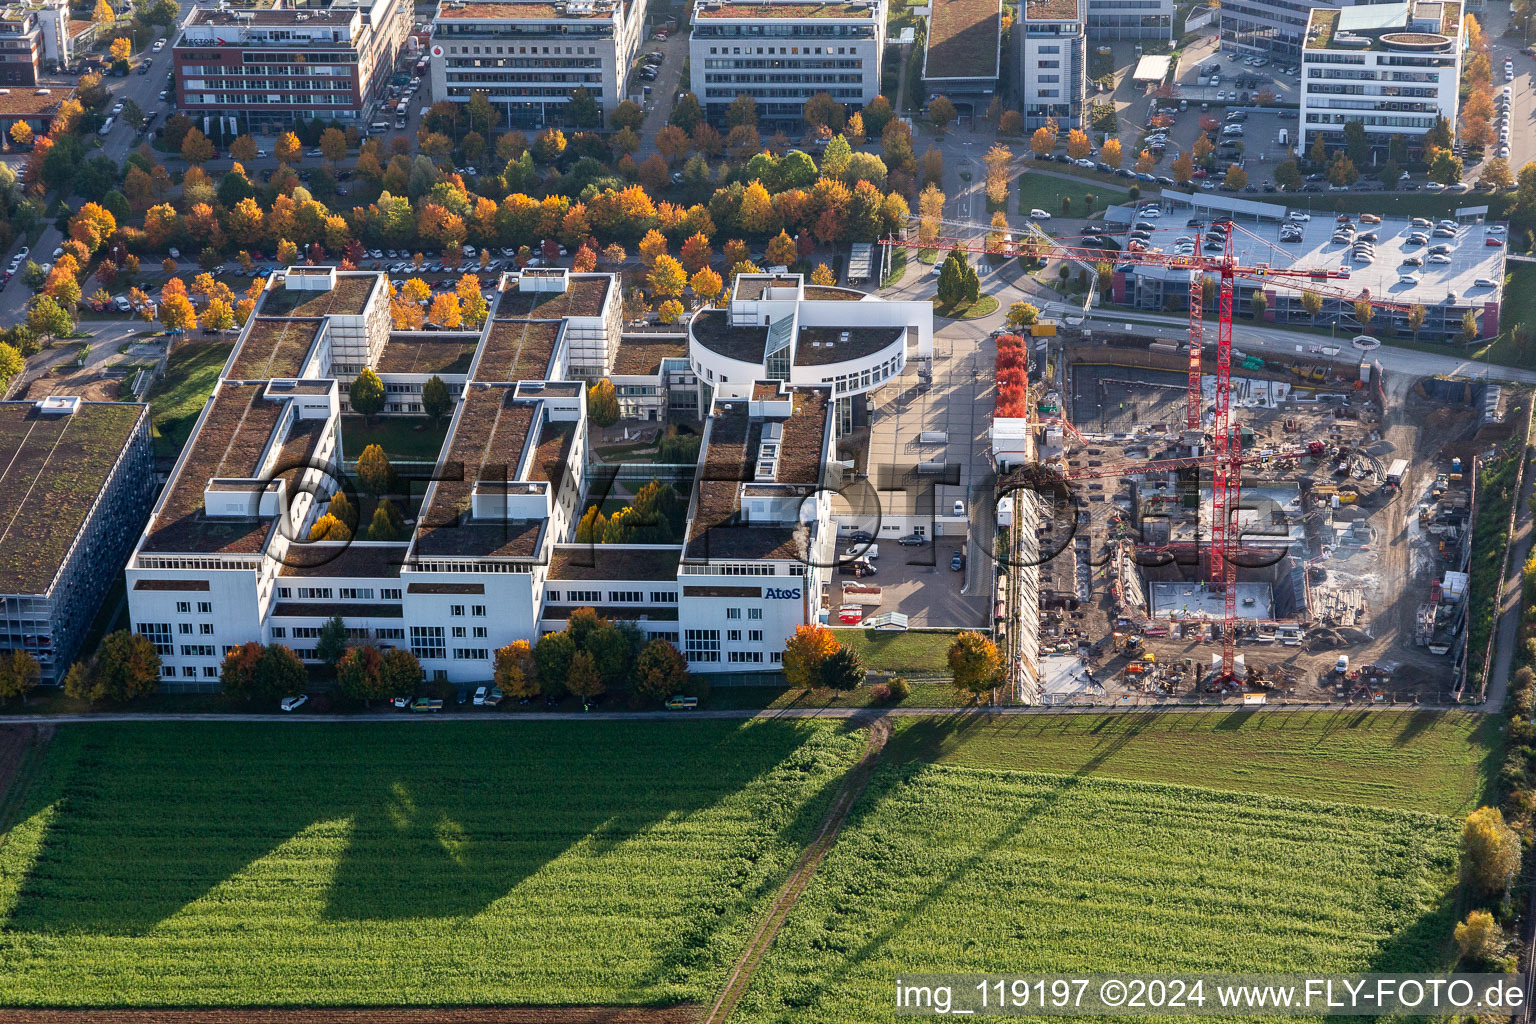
[782,624,838,690]
[109,37,131,62]
[427,291,462,329]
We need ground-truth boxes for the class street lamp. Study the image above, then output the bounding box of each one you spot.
[1331,318,1338,342]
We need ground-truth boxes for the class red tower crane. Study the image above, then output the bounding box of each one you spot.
[885,215,1411,680]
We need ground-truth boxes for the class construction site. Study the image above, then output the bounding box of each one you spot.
[996,329,1513,705]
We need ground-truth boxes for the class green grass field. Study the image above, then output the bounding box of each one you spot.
[830,629,964,674]
[885,710,1496,815]
[1016,171,1130,218]
[0,721,865,1006]
[340,415,449,462]
[147,341,233,457]
[731,765,1462,1024]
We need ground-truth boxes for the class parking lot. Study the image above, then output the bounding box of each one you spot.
[833,328,998,629]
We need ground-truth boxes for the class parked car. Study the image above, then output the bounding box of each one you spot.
[842,543,879,560]
[280,695,308,712]
[473,686,488,705]
[410,696,444,712]
[951,550,965,571]
[897,533,926,546]
[1029,208,1051,219]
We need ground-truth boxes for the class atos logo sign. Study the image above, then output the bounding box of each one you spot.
[764,587,802,600]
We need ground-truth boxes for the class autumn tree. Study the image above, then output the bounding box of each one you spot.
[766,229,797,268]
[1455,910,1503,965]
[948,630,1002,697]
[983,143,1012,206]
[782,623,838,689]
[428,291,462,329]
[1030,118,1059,156]
[0,650,40,706]
[308,512,352,541]
[1301,290,1323,323]
[494,640,538,698]
[1463,806,1521,897]
[1101,138,1123,168]
[1134,149,1156,174]
[1224,164,1248,190]
[336,645,389,707]
[275,131,301,165]
[422,374,451,425]
[87,630,160,703]
[350,368,386,424]
[588,378,619,428]
[690,266,723,303]
[811,263,836,286]
[632,638,689,704]
[180,128,215,166]
[927,95,957,132]
[648,254,687,297]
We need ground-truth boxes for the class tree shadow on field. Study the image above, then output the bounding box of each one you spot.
[4,719,827,933]
[1367,889,1461,974]
[320,718,820,922]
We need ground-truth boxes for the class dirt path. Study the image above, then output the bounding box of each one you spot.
[703,716,891,1024]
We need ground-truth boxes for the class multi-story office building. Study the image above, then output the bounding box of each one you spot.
[1016,0,1085,130]
[429,0,648,128]
[0,397,154,685]
[1084,0,1169,39]
[923,0,1000,101]
[124,265,932,689]
[1221,0,1335,59]
[0,0,71,86]
[1298,0,1463,160]
[174,0,411,132]
[687,0,884,127]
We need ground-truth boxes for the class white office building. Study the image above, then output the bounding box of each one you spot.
[124,266,932,690]
[429,0,648,127]
[1084,0,1169,39]
[688,0,885,127]
[1016,0,1086,130]
[1298,0,1463,159]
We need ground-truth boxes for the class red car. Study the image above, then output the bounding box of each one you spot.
[1487,236,1505,246]
[1192,167,1209,178]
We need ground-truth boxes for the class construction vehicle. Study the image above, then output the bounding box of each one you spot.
[1433,474,1450,497]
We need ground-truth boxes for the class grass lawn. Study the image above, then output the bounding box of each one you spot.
[881,246,908,287]
[340,415,449,462]
[734,765,1462,1023]
[884,710,1497,815]
[1016,171,1130,218]
[146,341,233,458]
[0,720,865,1006]
[830,628,964,674]
[933,295,999,320]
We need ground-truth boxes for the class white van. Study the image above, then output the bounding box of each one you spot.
[842,543,879,560]
[370,120,389,134]
[97,115,114,135]
[1277,127,1289,146]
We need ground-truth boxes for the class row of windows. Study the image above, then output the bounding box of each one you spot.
[175,601,214,614]
[176,622,215,635]
[707,44,862,56]
[446,43,601,55]
[694,25,874,39]
[702,58,864,70]
[445,85,603,100]
[169,665,222,679]
[822,353,901,395]
[453,648,490,660]
[447,57,601,70]
[702,87,864,100]
[181,644,216,658]
[702,73,864,85]
[1304,113,1437,127]
[411,625,446,660]
[276,586,403,600]
[547,589,679,603]
[684,628,720,663]
[724,607,764,620]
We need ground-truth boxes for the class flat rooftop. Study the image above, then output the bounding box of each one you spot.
[474,319,561,383]
[496,277,612,319]
[1123,206,1505,308]
[414,387,544,560]
[0,88,61,118]
[548,546,681,581]
[924,0,1000,80]
[803,285,866,301]
[144,384,285,555]
[694,0,876,16]
[230,319,322,380]
[376,333,478,376]
[278,542,407,578]
[1025,0,1078,19]
[0,402,145,596]
[1304,0,1460,49]
[691,309,769,364]
[612,335,687,376]
[685,389,828,562]
[258,275,378,318]
[794,325,903,366]
[434,0,618,19]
